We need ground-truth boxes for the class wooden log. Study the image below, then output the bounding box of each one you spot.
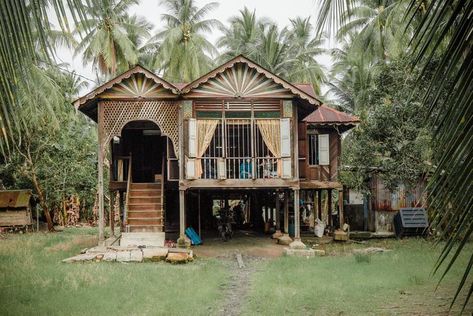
[236,253,245,268]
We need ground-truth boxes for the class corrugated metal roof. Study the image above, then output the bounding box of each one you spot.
[294,83,316,98]
[303,105,360,124]
[0,190,32,208]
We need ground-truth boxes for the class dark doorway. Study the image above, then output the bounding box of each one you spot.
[119,121,166,183]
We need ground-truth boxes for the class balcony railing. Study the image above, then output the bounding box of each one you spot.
[199,157,280,180]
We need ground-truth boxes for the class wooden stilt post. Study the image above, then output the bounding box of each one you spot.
[97,102,105,245]
[119,191,124,231]
[289,188,305,248]
[284,190,289,233]
[317,190,322,220]
[177,189,189,247]
[339,189,344,227]
[110,191,115,237]
[272,190,282,238]
[198,189,201,237]
[328,189,333,227]
[294,189,300,240]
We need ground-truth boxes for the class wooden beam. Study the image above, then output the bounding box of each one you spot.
[317,190,322,220]
[180,178,299,189]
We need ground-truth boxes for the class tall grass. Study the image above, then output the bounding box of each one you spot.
[243,239,472,315]
[0,228,227,316]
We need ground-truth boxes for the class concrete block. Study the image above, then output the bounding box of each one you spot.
[284,248,316,257]
[142,248,168,261]
[166,252,189,264]
[116,251,131,262]
[289,239,306,249]
[103,252,117,262]
[129,249,143,262]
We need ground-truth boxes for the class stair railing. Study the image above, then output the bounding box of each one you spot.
[124,153,132,232]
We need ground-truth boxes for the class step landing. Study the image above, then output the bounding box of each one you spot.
[120,232,165,247]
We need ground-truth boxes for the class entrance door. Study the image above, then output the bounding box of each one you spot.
[121,122,166,183]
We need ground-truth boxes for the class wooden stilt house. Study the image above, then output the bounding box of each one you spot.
[73,55,359,247]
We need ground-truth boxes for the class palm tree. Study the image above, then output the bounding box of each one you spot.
[317,0,473,308]
[74,0,146,76]
[336,0,402,61]
[0,0,89,154]
[154,0,222,82]
[217,7,268,62]
[123,14,156,69]
[326,33,376,112]
[284,17,327,95]
[253,23,290,75]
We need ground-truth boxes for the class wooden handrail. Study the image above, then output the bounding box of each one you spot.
[124,153,132,232]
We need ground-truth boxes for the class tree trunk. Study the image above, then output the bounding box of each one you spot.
[31,170,55,231]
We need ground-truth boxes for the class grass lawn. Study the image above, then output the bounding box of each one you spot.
[0,228,471,315]
[243,238,473,315]
[0,228,227,316]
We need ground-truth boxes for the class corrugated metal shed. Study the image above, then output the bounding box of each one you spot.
[0,190,32,209]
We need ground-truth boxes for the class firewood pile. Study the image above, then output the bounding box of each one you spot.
[53,195,80,226]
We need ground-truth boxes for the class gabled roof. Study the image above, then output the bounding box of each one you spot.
[303,104,360,132]
[73,65,179,109]
[181,55,322,105]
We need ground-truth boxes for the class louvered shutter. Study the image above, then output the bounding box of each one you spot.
[186,158,196,179]
[188,118,197,158]
[281,157,292,178]
[318,134,329,165]
[280,118,291,157]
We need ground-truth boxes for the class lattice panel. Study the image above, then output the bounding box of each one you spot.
[101,101,180,158]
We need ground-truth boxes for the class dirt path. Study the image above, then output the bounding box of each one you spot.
[218,254,261,316]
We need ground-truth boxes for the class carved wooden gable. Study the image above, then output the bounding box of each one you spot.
[185,62,294,99]
[98,73,176,99]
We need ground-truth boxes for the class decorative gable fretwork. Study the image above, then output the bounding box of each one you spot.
[185,63,294,99]
[100,100,180,158]
[99,73,176,99]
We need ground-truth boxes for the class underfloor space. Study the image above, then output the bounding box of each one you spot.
[192,230,287,258]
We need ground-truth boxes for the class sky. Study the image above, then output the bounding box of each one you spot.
[58,0,332,89]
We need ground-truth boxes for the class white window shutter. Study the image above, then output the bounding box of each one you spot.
[217,158,226,179]
[281,158,292,179]
[188,118,197,158]
[318,134,330,165]
[280,118,291,157]
[186,158,196,179]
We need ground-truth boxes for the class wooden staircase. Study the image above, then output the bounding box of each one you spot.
[126,176,164,233]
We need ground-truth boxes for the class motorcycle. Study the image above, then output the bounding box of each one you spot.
[216,207,233,241]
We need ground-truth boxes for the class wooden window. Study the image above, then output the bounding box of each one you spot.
[308,134,318,165]
[308,133,330,166]
[318,134,330,165]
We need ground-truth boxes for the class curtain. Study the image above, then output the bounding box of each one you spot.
[196,120,219,177]
[256,119,282,176]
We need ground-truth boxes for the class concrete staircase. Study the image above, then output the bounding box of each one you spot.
[121,177,165,247]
